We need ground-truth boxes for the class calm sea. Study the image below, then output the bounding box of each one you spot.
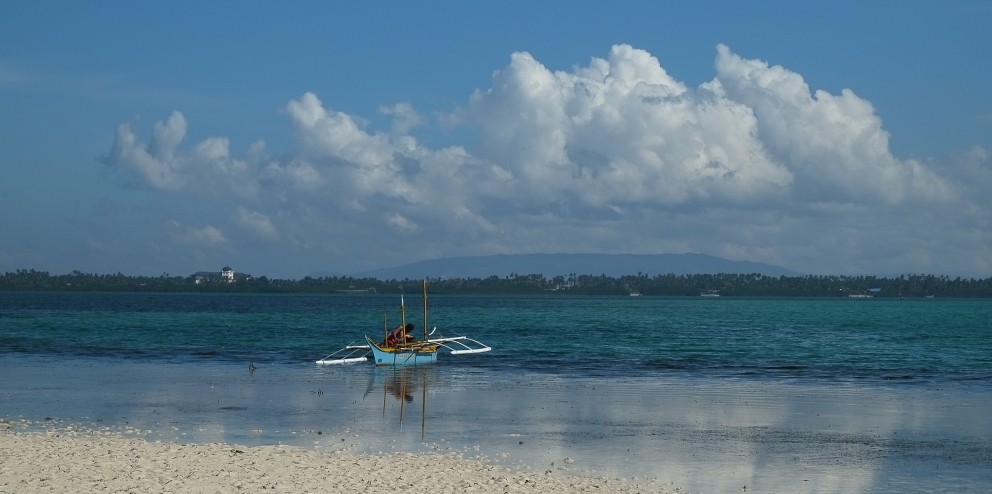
[2,292,990,383]
[2,292,991,492]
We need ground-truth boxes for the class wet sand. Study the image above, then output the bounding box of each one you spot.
[0,420,661,493]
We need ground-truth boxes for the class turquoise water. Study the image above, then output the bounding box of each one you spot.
[2,292,991,492]
[2,292,990,383]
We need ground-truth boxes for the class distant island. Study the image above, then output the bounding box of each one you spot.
[348,253,800,279]
[3,252,992,298]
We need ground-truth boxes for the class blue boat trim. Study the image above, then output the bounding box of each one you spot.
[365,335,439,366]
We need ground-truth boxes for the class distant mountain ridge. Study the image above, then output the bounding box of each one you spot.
[350,253,799,279]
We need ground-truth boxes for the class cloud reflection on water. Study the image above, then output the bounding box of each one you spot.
[2,358,989,493]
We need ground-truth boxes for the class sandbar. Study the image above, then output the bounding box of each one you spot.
[1,420,669,493]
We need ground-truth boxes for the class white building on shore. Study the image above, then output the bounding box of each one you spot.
[193,266,236,284]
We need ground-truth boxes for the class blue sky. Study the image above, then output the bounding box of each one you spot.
[2,1,990,279]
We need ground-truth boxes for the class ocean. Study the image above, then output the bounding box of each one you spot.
[2,291,990,492]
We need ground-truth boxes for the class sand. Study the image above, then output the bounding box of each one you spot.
[0,420,672,494]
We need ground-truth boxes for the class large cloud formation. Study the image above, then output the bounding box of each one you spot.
[103,44,990,276]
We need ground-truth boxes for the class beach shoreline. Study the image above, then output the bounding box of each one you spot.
[0,419,665,494]
[3,354,992,493]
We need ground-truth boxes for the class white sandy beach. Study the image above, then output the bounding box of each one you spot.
[0,421,669,494]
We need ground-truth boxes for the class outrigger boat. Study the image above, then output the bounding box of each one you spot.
[316,280,491,366]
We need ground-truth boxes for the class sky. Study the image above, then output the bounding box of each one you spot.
[1,1,990,279]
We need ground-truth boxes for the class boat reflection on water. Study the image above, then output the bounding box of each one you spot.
[365,366,436,440]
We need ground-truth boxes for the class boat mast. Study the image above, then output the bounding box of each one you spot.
[400,293,407,344]
[422,279,429,340]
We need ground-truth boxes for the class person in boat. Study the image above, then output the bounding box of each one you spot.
[385,323,416,346]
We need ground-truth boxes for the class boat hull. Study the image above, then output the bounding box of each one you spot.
[365,335,438,366]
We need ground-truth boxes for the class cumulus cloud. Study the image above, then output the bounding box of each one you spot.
[709,44,951,205]
[464,44,795,210]
[236,207,279,240]
[102,44,991,276]
[169,221,229,246]
[104,112,261,200]
[105,111,187,191]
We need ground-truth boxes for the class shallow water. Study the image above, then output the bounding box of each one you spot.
[2,355,989,493]
[2,292,991,492]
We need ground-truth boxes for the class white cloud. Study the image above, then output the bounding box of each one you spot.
[381,102,423,135]
[193,137,229,162]
[148,110,186,162]
[104,112,261,200]
[102,45,992,277]
[236,207,279,240]
[105,113,186,191]
[708,44,952,205]
[387,212,416,232]
[464,44,795,210]
[169,221,229,246]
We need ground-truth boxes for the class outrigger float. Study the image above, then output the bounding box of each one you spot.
[316,280,491,366]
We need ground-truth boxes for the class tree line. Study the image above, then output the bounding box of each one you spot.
[2,269,992,297]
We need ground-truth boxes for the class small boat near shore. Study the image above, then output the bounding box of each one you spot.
[316,280,491,366]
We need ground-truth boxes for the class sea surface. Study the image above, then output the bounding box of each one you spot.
[2,291,991,492]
